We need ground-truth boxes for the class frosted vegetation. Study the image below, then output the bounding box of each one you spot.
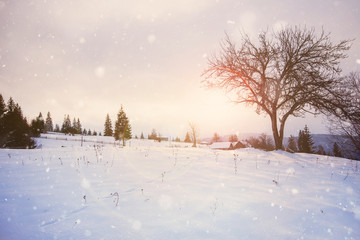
[0,134,359,239]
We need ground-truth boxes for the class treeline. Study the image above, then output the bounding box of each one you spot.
[287,125,344,158]
[0,94,104,149]
[210,125,346,158]
[134,129,187,143]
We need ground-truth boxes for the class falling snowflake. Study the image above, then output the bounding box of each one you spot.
[81,178,91,189]
[147,34,156,44]
[94,66,105,78]
[79,37,86,44]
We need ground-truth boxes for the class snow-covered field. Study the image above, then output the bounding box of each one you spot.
[0,135,359,240]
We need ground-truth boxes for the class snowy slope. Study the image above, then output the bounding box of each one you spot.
[0,136,359,239]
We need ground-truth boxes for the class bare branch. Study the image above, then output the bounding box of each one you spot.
[202,25,353,149]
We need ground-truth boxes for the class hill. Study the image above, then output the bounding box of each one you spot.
[0,134,359,239]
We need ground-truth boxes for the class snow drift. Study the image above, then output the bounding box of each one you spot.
[0,135,359,239]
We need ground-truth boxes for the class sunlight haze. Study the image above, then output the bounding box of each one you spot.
[1,0,359,139]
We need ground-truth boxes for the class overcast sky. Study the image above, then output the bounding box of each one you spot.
[1,0,360,139]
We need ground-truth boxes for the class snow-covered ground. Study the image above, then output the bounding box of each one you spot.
[0,135,359,239]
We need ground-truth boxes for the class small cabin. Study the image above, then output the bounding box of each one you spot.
[210,141,247,150]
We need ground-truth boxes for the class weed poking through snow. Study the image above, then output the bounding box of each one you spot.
[111,192,119,207]
[233,153,238,175]
[161,171,166,183]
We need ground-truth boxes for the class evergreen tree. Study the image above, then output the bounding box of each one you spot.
[0,97,35,148]
[124,123,132,140]
[287,135,298,152]
[184,132,191,143]
[76,118,82,134]
[88,129,92,135]
[104,114,113,136]
[71,118,77,135]
[0,94,6,135]
[54,124,60,132]
[30,112,45,137]
[82,128,87,135]
[140,132,144,139]
[149,129,157,140]
[45,112,53,132]
[333,142,342,157]
[0,94,5,117]
[317,145,327,155]
[61,115,72,134]
[175,136,180,142]
[114,105,131,146]
[298,125,314,153]
[298,130,304,151]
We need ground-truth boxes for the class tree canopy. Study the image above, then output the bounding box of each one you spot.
[202,26,352,149]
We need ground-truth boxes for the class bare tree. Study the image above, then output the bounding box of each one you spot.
[328,72,360,156]
[229,134,238,142]
[212,132,221,143]
[189,122,199,147]
[202,26,352,149]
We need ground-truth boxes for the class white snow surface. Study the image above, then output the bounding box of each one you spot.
[0,135,359,239]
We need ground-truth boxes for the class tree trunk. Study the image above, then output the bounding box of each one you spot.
[270,114,284,150]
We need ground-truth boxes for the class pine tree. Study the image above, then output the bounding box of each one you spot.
[54,124,60,132]
[184,132,191,143]
[104,114,113,136]
[149,129,157,140]
[333,142,342,157]
[30,112,45,137]
[45,112,53,132]
[287,135,298,152]
[298,130,304,151]
[124,123,132,140]
[71,118,77,135]
[140,132,144,139]
[88,129,92,135]
[298,125,314,153]
[0,97,35,148]
[0,94,5,117]
[76,118,82,134]
[317,145,326,155]
[114,105,131,146]
[0,94,6,135]
[61,115,72,134]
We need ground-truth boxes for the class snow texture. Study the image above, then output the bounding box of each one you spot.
[0,135,359,239]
